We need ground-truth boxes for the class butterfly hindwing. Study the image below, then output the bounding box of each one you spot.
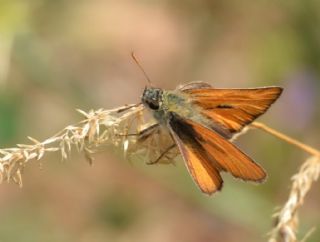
[168,113,266,193]
[184,117,267,182]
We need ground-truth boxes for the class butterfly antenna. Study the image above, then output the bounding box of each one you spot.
[131,52,152,85]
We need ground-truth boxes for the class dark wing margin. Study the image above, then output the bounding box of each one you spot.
[168,113,266,193]
[182,87,283,134]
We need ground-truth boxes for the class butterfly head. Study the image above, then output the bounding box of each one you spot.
[141,87,163,110]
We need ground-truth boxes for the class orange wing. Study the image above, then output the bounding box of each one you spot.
[183,87,282,134]
[170,130,223,194]
[185,117,266,182]
[169,113,266,194]
[168,115,223,194]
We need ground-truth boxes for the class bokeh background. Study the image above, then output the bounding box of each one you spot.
[0,1,320,241]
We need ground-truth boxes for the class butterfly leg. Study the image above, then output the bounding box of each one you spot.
[117,123,159,138]
[147,144,176,165]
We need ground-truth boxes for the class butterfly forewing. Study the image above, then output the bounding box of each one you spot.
[169,114,223,194]
[183,87,282,134]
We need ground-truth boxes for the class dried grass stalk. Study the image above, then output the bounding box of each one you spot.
[250,122,320,242]
[0,104,162,187]
[0,105,319,242]
[268,156,320,242]
[269,156,320,242]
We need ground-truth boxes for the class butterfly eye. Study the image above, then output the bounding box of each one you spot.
[141,88,162,110]
[148,101,159,110]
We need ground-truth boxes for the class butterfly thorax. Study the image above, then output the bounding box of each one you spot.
[142,87,204,125]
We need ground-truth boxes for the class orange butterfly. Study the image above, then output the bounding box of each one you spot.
[140,81,282,194]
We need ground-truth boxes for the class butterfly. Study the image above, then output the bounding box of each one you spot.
[137,81,282,195]
[131,54,283,195]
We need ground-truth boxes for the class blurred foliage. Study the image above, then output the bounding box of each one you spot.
[0,0,319,241]
[0,92,21,145]
[96,193,141,230]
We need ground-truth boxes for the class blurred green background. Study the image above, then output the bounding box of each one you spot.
[0,0,320,241]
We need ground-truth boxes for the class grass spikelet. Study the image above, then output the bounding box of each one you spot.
[249,122,320,242]
[268,156,320,242]
[0,104,150,186]
[0,104,319,242]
